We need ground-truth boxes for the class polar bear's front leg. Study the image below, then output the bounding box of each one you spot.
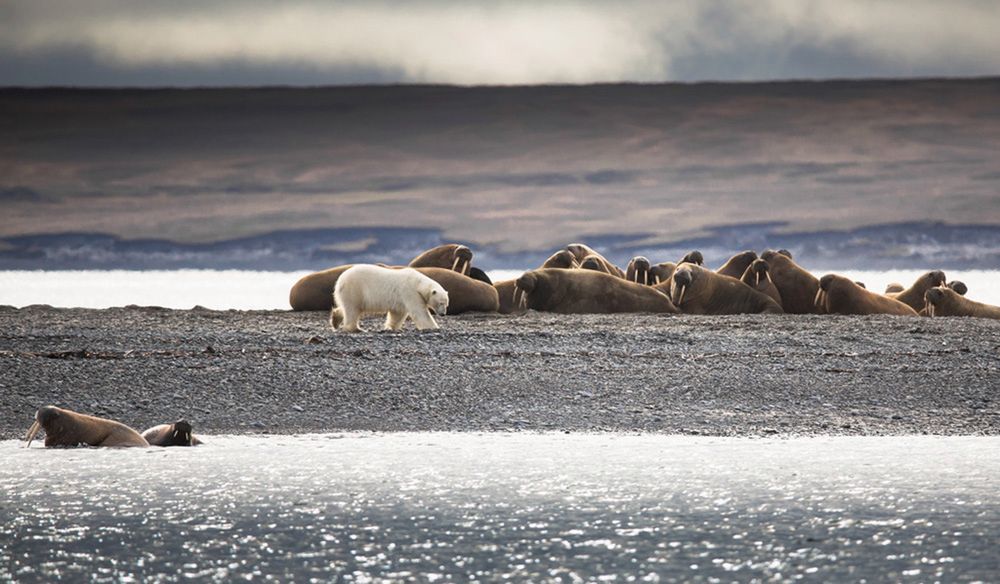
[410,307,439,330]
[384,310,407,331]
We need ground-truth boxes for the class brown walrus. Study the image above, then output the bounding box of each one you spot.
[513,268,678,314]
[759,250,821,314]
[540,250,579,269]
[887,270,946,312]
[667,264,783,314]
[289,264,354,311]
[815,274,918,316]
[141,420,203,447]
[408,243,473,275]
[417,268,499,313]
[947,281,968,295]
[24,405,149,448]
[579,254,613,274]
[739,259,783,307]
[924,287,1000,319]
[716,250,758,279]
[679,250,704,266]
[626,257,677,286]
[884,283,905,294]
[564,244,624,277]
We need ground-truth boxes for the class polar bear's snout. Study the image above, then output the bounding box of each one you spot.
[428,289,449,316]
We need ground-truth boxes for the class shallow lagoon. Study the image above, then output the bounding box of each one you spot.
[3,433,998,581]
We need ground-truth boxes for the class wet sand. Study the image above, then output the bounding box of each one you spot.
[1,305,998,438]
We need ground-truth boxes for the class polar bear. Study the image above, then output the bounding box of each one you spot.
[329,264,449,332]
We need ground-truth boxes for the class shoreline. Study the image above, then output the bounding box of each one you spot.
[2,305,998,439]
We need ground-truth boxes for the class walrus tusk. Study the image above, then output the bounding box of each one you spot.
[24,420,41,448]
[675,285,686,306]
[451,257,461,272]
[928,304,935,317]
[654,275,661,285]
[463,259,470,275]
[814,288,824,307]
[643,272,649,286]
[755,272,760,287]
[765,271,773,284]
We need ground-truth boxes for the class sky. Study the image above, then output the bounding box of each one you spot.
[2,0,1000,86]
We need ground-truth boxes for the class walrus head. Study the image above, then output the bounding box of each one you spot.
[170,420,195,446]
[814,274,837,312]
[670,266,695,306]
[922,270,947,289]
[679,251,704,266]
[580,256,605,272]
[467,266,493,285]
[924,287,947,317]
[947,280,968,296]
[25,405,69,448]
[627,256,651,285]
[541,250,578,270]
[885,282,905,294]
[760,249,793,262]
[513,271,539,311]
[746,259,773,289]
[450,245,473,275]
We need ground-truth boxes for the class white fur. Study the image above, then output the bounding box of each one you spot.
[329,265,449,333]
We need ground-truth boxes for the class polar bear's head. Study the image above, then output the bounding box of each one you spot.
[421,280,449,316]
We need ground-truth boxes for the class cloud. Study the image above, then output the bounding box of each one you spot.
[2,0,999,85]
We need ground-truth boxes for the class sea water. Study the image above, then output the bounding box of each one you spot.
[0,269,998,310]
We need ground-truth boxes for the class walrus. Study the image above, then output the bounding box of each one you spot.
[887,270,946,312]
[649,262,678,286]
[468,267,493,286]
[924,286,1000,319]
[541,250,579,269]
[626,256,652,285]
[408,243,473,276]
[759,250,821,314]
[141,420,203,447]
[739,259,783,307]
[513,268,678,314]
[24,405,149,448]
[417,268,499,313]
[948,281,968,295]
[716,250,758,279]
[564,244,624,277]
[579,254,613,274]
[815,274,918,316]
[668,264,783,314]
[884,283,905,294]
[289,264,354,311]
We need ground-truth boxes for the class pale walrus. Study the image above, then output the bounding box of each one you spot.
[417,268,499,313]
[24,405,149,448]
[759,250,821,314]
[739,258,783,307]
[408,243,473,276]
[924,287,1000,319]
[667,264,783,314]
[887,270,946,312]
[513,268,678,314]
[815,274,918,316]
[141,420,203,447]
[564,244,624,277]
[716,250,758,279]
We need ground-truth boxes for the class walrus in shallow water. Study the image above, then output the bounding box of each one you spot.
[564,244,624,277]
[716,250,758,279]
[513,268,677,314]
[815,274,917,316]
[667,264,783,314]
[924,287,1000,319]
[25,405,149,448]
[759,250,821,314]
[417,268,499,313]
[408,244,473,276]
[739,259,783,307]
[142,420,203,447]
[887,270,946,312]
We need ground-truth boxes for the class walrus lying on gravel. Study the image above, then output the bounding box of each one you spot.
[885,283,905,294]
[289,264,354,311]
[716,250,758,279]
[565,244,624,277]
[740,259,783,307]
[142,420,203,447]
[408,243,474,275]
[887,270,946,312]
[25,405,149,448]
[418,268,499,313]
[924,287,1000,319]
[513,268,678,314]
[667,264,783,314]
[815,274,917,316]
[760,250,821,314]
[495,250,582,314]
[626,257,678,286]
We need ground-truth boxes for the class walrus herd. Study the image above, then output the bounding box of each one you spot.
[289,242,999,323]
[22,242,998,448]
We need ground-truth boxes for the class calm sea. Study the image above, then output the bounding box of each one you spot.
[1,269,998,310]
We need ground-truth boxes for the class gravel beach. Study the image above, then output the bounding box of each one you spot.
[1,305,998,439]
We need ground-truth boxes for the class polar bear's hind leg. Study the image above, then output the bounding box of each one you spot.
[385,310,407,331]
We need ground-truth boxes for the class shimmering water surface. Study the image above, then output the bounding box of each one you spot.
[2,434,998,582]
[1,269,999,310]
